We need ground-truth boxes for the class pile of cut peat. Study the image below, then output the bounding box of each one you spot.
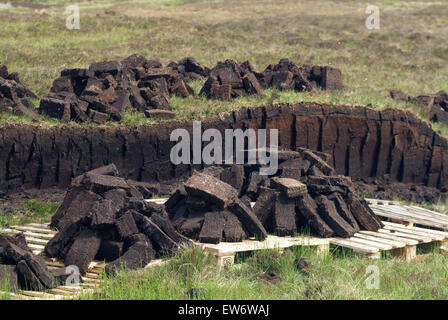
[0,62,39,120]
[37,55,344,122]
[39,54,195,123]
[166,171,268,243]
[199,58,343,100]
[45,164,190,275]
[167,57,210,80]
[0,233,58,292]
[263,58,343,91]
[167,148,382,243]
[391,89,448,126]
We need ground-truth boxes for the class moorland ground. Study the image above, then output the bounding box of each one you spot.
[1,0,448,130]
[1,0,448,300]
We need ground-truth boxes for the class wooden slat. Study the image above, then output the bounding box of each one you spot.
[358,230,419,245]
[28,243,45,250]
[24,232,54,240]
[385,221,448,237]
[384,225,445,241]
[345,237,393,250]
[16,230,54,240]
[85,272,99,279]
[81,276,101,283]
[382,204,448,221]
[373,207,448,228]
[373,206,448,227]
[353,233,406,248]
[27,223,51,229]
[49,288,77,296]
[88,267,103,274]
[20,290,64,300]
[45,258,65,267]
[12,226,57,234]
[24,237,48,245]
[329,238,379,254]
[406,205,448,219]
[200,235,328,255]
[145,198,168,204]
[383,205,448,223]
[88,261,106,269]
[382,221,448,238]
[0,291,41,300]
[375,211,448,230]
[377,229,431,243]
[55,286,82,292]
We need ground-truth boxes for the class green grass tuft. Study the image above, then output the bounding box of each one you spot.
[0,200,59,228]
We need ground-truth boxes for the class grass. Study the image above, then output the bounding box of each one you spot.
[0,199,59,228]
[77,245,448,300]
[1,0,448,134]
[0,266,13,300]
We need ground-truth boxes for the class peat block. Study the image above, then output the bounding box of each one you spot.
[45,164,187,274]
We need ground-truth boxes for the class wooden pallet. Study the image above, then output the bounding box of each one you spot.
[199,235,330,269]
[366,199,448,230]
[329,221,448,261]
[0,223,166,300]
[0,223,102,300]
[148,198,330,268]
[146,198,330,269]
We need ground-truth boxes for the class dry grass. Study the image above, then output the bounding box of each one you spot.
[0,0,447,135]
[1,0,447,98]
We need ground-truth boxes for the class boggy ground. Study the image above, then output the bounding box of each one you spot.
[0,0,448,135]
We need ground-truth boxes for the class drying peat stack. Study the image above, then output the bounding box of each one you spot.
[253,149,383,237]
[165,171,267,244]
[0,233,57,292]
[199,59,264,100]
[199,58,344,100]
[45,164,190,275]
[391,90,448,126]
[167,57,210,80]
[0,62,39,120]
[262,58,344,92]
[39,54,194,123]
[166,148,382,242]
